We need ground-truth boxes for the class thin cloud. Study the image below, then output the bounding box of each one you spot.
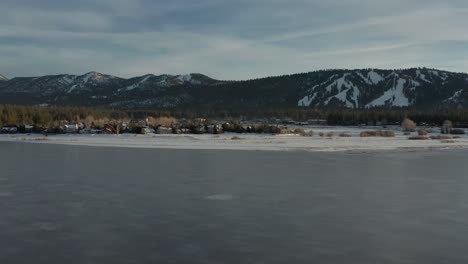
[0,0,467,79]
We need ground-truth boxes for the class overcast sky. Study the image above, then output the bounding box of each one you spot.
[0,0,467,80]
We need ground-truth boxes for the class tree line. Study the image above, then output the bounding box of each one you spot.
[2,104,468,128]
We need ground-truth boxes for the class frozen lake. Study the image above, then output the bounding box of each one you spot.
[1,142,468,263]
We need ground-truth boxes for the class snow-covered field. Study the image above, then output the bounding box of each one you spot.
[1,127,468,152]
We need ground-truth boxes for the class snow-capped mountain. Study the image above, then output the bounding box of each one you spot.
[0,68,467,109]
[296,69,468,109]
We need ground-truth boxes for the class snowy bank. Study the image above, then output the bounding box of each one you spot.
[2,127,468,152]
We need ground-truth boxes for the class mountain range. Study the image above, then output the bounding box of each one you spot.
[1,68,467,110]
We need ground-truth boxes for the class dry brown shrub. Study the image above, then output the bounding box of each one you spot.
[360,131,372,137]
[293,128,306,136]
[302,131,314,137]
[418,130,428,136]
[381,131,396,137]
[360,130,395,137]
[231,136,244,140]
[327,132,334,138]
[402,118,417,132]
[319,132,324,137]
[339,132,352,137]
[408,136,429,140]
[430,135,452,140]
[83,115,95,128]
[441,139,456,143]
[450,129,466,135]
[34,138,50,141]
[93,118,110,128]
[147,116,178,127]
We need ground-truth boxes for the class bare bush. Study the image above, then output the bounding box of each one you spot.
[360,130,395,137]
[83,115,95,128]
[450,129,465,135]
[441,139,456,144]
[293,128,306,136]
[408,136,429,140]
[401,118,417,132]
[360,131,377,137]
[418,130,428,136]
[93,118,110,128]
[231,136,244,140]
[339,132,352,137]
[430,135,452,140]
[327,132,334,138]
[319,132,324,137]
[382,131,396,137]
[147,116,178,127]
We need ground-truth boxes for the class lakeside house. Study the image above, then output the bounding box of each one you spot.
[103,124,117,134]
[207,124,223,134]
[1,125,18,134]
[64,124,80,133]
[156,126,173,134]
[307,119,328,125]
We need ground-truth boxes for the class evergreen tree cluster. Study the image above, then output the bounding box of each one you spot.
[2,104,468,128]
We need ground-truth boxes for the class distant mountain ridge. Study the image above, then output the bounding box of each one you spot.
[0,74,8,81]
[0,68,467,110]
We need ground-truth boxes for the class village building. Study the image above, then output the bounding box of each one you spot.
[156,126,173,134]
[64,124,80,133]
[1,125,18,134]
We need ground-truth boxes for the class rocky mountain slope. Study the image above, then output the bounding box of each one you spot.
[0,68,467,110]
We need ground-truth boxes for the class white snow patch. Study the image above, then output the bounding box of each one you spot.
[366,78,409,108]
[177,74,192,82]
[327,74,338,82]
[158,76,169,86]
[446,89,463,102]
[416,70,430,83]
[430,70,440,77]
[81,71,111,83]
[323,74,360,108]
[325,74,349,93]
[356,72,372,85]
[176,74,202,85]
[298,92,318,107]
[61,76,74,85]
[67,85,77,93]
[409,80,420,91]
[125,75,152,91]
[82,72,93,83]
[367,70,384,84]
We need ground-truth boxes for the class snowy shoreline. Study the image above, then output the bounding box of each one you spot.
[1,127,468,152]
